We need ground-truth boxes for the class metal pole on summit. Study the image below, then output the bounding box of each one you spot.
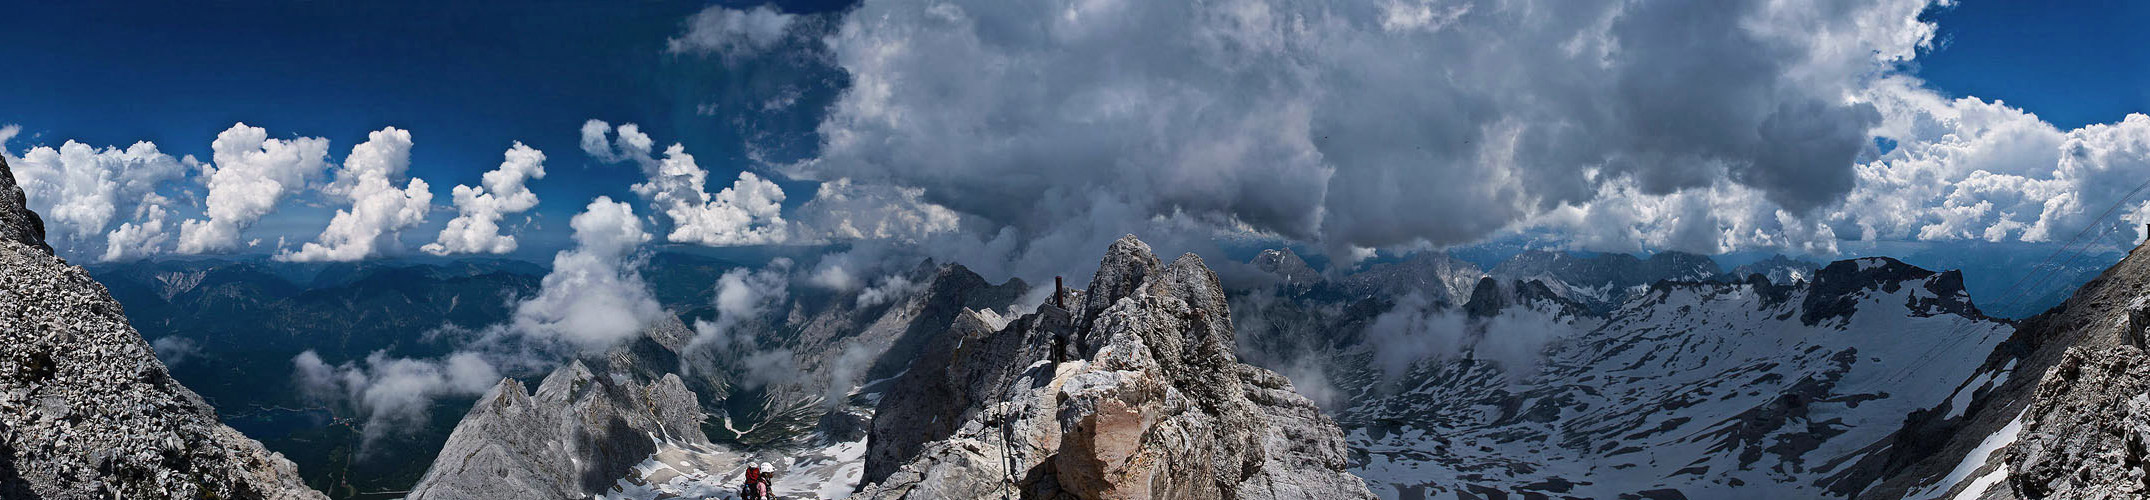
[1055,276,1065,309]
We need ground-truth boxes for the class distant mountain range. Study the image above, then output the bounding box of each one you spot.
[67,238,2118,499]
[80,251,767,498]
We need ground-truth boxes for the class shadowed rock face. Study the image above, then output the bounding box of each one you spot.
[0,156,51,254]
[0,156,324,498]
[856,235,1375,500]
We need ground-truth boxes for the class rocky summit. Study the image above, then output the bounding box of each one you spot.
[854,235,1375,499]
[0,155,324,499]
[407,318,710,500]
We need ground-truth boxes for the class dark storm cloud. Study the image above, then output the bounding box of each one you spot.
[787,0,1934,265]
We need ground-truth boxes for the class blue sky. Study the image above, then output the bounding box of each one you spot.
[3,0,2148,277]
[0,0,849,257]
[1915,0,2150,130]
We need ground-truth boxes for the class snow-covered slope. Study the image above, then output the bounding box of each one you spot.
[1232,249,2012,499]
[1353,260,2007,498]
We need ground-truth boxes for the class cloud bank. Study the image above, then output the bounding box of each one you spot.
[790,0,1931,266]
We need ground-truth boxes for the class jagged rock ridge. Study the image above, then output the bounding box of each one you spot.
[407,318,710,500]
[854,235,1374,499]
[1489,249,1722,313]
[0,156,324,499]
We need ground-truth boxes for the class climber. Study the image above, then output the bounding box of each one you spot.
[759,463,778,499]
[741,463,770,500]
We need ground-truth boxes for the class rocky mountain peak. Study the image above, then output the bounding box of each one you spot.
[1844,237,2150,499]
[1801,256,1978,326]
[1080,234,1164,333]
[408,325,710,499]
[1488,249,1723,314]
[1332,250,1484,305]
[1253,247,1320,286]
[1462,276,1507,317]
[1731,254,1822,284]
[854,235,1374,499]
[1642,250,1720,278]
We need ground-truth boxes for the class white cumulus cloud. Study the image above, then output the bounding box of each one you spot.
[583,120,791,246]
[691,259,792,353]
[507,196,665,351]
[293,350,500,453]
[177,123,333,254]
[279,127,434,262]
[103,200,175,262]
[4,135,189,260]
[423,142,547,255]
[793,178,961,244]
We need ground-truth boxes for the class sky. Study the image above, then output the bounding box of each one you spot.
[4,0,2150,286]
[1914,0,2150,130]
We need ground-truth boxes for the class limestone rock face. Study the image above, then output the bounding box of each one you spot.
[855,235,1374,500]
[0,155,323,499]
[407,321,712,500]
[1998,244,2150,500]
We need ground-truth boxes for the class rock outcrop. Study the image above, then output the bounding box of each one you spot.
[0,156,324,499]
[408,319,711,500]
[1998,242,2150,499]
[0,155,50,255]
[854,235,1374,499]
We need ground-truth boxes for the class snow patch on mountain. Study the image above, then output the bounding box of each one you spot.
[1347,274,2009,498]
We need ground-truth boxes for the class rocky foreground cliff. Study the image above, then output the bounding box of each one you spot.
[854,235,1374,499]
[0,156,324,498]
[1852,237,2150,499]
